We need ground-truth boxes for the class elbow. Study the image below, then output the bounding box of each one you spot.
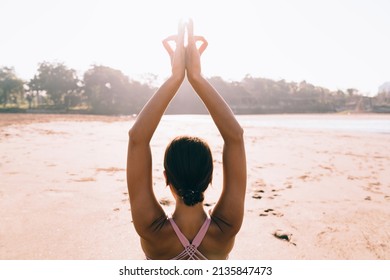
[227,126,244,144]
[237,126,244,139]
[234,125,244,141]
[128,128,134,140]
[128,125,151,146]
[128,128,143,146]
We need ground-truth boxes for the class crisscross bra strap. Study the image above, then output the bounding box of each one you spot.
[191,217,211,247]
[168,217,211,247]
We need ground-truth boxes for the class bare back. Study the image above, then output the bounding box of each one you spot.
[141,215,235,260]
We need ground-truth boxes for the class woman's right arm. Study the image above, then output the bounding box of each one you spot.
[186,20,247,236]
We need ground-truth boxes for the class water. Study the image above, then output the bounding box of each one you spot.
[238,115,390,134]
[163,114,390,134]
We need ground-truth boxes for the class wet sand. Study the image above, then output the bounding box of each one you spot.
[1,113,390,259]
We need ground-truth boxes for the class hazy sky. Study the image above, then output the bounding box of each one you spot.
[1,0,389,95]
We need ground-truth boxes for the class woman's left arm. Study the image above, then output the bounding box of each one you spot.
[127,22,185,239]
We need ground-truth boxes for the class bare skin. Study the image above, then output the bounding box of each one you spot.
[127,20,246,260]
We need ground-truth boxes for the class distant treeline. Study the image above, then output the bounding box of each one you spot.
[1,62,390,114]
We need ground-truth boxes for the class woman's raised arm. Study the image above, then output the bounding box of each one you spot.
[127,21,185,239]
[186,20,247,237]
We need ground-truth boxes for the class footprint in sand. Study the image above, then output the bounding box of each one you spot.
[251,180,285,200]
[298,172,321,182]
[252,194,262,199]
[273,212,284,217]
[122,192,129,203]
[204,202,216,207]
[260,209,272,217]
[251,183,265,199]
[254,165,265,170]
[273,230,296,246]
[260,209,284,217]
[253,179,267,188]
[298,174,310,181]
[364,181,383,194]
[159,198,173,206]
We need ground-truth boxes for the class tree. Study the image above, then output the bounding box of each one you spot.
[27,75,43,108]
[35,62,79,107]
[346,88,358,97]
[0,67,24,107]
[83,65,153,114]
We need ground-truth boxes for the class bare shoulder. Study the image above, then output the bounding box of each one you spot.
[198,216,236,258]
[140,216,182,259]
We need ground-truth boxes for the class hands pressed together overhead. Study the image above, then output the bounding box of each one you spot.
[127,20,246,257]
[162,19,208,81]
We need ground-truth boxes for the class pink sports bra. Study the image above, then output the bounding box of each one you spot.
[146,216,211,260]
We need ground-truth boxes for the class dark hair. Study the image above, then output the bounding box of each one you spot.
[164,136,213,206]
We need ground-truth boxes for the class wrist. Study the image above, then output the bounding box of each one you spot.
[169,72,185,84]
[187,73,204,85]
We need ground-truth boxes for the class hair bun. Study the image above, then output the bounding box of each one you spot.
[181,190,203,206]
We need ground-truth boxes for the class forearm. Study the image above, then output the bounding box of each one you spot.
[188,75,243,143]
[129,75,183,144]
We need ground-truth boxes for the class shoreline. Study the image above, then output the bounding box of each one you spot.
[1,112,389,125]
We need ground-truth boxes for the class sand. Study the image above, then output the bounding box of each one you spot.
[0,113,390,260]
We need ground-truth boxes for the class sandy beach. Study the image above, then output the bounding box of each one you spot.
[0,113,390,260]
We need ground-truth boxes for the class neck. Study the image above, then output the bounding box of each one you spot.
[172,199,207,223]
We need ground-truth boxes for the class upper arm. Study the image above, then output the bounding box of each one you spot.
[211,133,246,236]
[126,135,165,239]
